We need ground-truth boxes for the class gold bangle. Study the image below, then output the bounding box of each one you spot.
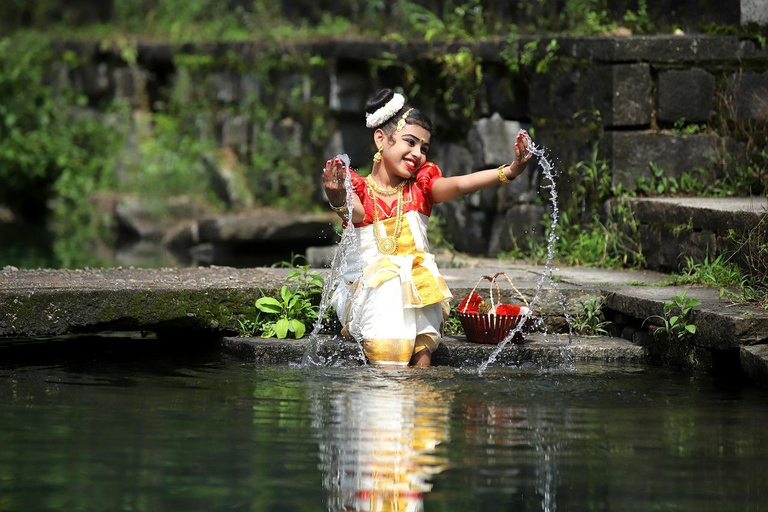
[497,164,513,183]
[329,201,348,214]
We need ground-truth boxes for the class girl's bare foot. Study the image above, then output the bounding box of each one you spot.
[409,348,431,367]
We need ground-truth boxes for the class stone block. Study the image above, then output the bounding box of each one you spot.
[726,71,768,121]
[742,0,768,26]
[529,64,650,127]
[271,118,303,159]
[741,344,768,387]
[657,68,715,124]
[529,70,605,120]
[213,71,240,104]
[468,113,522,167]
[74,63,113,100]
[433,143,474,178]
[330,66,370,113]
[113,67,148,107]
[221,114,249,155]
[601,131,721,191]
[487,203,547,256]
[432,201,489,255]
[606,63,652,127]
[240,72,261,103]
[324,119,372,169]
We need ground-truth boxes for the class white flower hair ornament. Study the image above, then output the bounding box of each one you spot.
[365,93,406,128]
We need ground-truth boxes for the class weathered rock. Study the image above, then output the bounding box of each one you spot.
[726,71,768,121]
[657,68,715,124]
[468,114,521,168]
[740,344,768,387]
[115,195,216,241]
[212,70,239,104]
[196,210,339,245]
[487,203,547,256]
[433,143,474,178]
[201,150,254,210]
[742,0,768,26]
[432,201,489,255]
[220,114,250,156]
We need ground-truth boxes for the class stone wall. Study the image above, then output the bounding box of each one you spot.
[48,35,768,257]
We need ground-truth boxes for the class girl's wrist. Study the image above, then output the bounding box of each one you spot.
[497,164,515,183]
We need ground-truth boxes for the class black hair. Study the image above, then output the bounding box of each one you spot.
[365,88,434,135]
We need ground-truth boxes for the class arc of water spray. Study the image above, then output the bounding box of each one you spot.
[477,130,565,375]
[302,154,367,367]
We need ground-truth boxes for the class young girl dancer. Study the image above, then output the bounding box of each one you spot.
[322,88,531,367]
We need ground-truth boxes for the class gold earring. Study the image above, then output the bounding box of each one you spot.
[373,145,383,164]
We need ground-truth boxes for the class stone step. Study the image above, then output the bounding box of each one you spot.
[608,196,767,272]
[220,334,650,367]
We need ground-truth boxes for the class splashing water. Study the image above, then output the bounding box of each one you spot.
[301,154,366,367]
[477,130,567,375]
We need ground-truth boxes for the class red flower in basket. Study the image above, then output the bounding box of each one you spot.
[495,304,521,316]
[458,292,483,313]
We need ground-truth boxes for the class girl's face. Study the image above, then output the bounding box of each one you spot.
[376,124,431,180]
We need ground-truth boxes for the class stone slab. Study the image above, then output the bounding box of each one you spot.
[740,344,768,387]
[604,285,768,350]
[601,131,723,190]
[623,197,768,233]
[220,334,649,367]
[0,267,291,338]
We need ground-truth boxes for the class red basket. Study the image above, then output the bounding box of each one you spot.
[457,272,537,345]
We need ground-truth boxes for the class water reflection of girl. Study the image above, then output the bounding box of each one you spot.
[312,374,452,512]
[322,89,532,368]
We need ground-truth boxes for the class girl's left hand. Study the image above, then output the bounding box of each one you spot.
[509,130,533,178]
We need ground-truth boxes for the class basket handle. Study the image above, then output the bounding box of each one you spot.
[460,274,495,313]
[459,272,529,313]
[493,272,529,307]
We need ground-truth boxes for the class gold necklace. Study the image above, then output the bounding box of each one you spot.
[365,175,405,196]
[368,180,406,255]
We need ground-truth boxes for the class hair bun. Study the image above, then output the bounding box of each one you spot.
[365,89,405,128]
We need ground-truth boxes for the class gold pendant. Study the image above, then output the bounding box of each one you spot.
[378,236,397,254]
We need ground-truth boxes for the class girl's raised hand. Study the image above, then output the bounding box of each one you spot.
[322,157,347,205]
[509,130,533,178]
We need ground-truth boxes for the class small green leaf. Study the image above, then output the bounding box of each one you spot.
[685,325,696,334]
[275,318,290,338]
[291,319,306,338]
[255,297,282,313]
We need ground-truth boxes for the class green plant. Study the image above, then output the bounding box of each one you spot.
[502,38,559,75]
[444,306,464,335]
[276,254,326,301]
[436,47,483,120]
[253,285,318,339]
[396,0,490,42]
[638,162,680,195]
[643,291,700,341]
[667,254,743,289]
[672,118,706,135]
[623,0,653,34]
[571,296,610,336]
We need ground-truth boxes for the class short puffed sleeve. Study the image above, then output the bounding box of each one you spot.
[414,162,443,204]
[414,162,443,216]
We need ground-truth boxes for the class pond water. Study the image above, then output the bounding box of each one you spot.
[1,338,767,512]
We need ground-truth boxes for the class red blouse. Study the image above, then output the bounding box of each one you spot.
[348,162,443,228]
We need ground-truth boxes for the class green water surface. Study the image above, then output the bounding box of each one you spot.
[1,339,766,511]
